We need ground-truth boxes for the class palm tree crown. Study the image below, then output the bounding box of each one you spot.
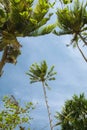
[26,60,57,86]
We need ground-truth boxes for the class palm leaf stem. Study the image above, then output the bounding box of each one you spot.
[78,33,87,45]
[42,81,53,130]
[52,121,62,128]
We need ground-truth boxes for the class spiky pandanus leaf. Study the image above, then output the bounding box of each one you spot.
[0,0,54,76]
[54,0,87,62]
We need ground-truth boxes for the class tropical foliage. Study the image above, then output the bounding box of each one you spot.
[54,0,87,62]
[26,60,57,130]
[59,0,72,5]
[0,95,34,130]
[26,60,57,85]
[0,0,55,76]
[1,0,87,129]
[55,93,87,130]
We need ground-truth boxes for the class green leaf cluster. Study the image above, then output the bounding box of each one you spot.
[55,93,87,130]
[54,0,87,46]
[62,0,72,4]
[26,60,57,88]
[8,0,53,36]
[0,8,6,28]
[0,0,55,75]
[0,95,34,130]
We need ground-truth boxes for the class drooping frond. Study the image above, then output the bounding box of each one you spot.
[29,23,56,36]
[53,29,72,36]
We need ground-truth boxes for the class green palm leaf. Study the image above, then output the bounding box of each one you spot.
[55,93,87,129]
[26,60,57,86]
[54,0,87,62]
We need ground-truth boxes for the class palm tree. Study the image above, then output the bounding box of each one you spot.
[54,0,87,62]
[26,60,57,130]
[55,93,87,130]
[0,0,55,76]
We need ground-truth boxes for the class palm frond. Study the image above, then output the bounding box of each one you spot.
[53,30,72,36]
[26,60,57,85]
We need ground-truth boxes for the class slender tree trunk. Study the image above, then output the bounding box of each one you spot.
[75,33,87,62]
[42,82,53,130]
[77,43,87,62]
[0,47,8,76]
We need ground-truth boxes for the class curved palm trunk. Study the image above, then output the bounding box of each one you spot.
[0,47,8,76]
[77,43,87,62]
[42,82,53,130]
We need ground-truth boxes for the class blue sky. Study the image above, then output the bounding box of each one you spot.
[0,32,87,129]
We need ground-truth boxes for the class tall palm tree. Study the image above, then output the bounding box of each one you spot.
[0,0,55,76]
[26,60,57,130]
[54,0,87,62]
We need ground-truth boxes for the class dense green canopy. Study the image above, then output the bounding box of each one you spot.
[0,95,34,129]
[54,0,87,62]
[0,0,55,76]
[55,93,87,130]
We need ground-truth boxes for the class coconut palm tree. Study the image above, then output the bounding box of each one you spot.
[55,93,87,130]
[0,0,55,76]
[26,60,57,130]
[54,0,87,62]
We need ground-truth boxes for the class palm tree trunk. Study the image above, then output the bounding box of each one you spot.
[42,82,53,130]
